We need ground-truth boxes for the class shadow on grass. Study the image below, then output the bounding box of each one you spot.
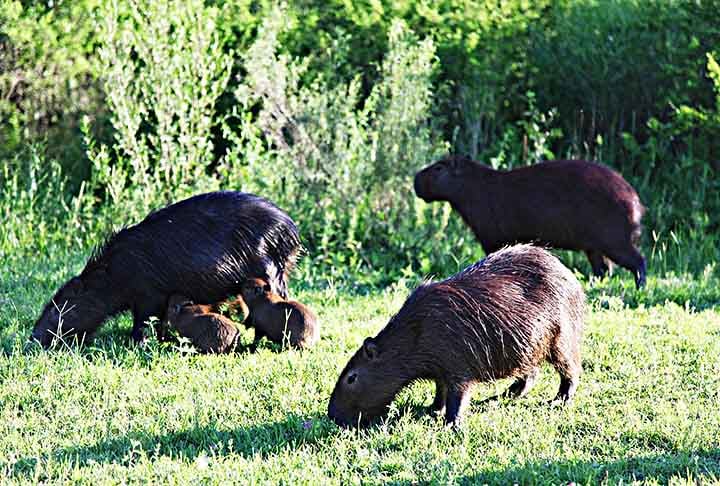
[11,412,335,478]
[453,448,720,485]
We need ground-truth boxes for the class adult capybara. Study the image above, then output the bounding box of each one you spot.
[31,191,301,347]
[328,244,585,427]
[166,295,240,353]
[240,278,319,349]
[414,155,647,288]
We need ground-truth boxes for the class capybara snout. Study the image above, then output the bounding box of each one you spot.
[328,244,586,428]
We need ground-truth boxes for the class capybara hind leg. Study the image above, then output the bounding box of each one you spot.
[504,367,540,399]
[444,384,472,427]
[585,250,608,278]
[551,376,579,405]
[606,246,646,289]
[430,380,447,415]
[549,356,581,405]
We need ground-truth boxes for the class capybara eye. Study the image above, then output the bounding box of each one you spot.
[347,372,357,385]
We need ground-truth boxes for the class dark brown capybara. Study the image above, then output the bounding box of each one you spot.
[31,191,301,347]
[165,295,240,353]
[240,278,319,349]
[328,244,585,428]
[414,155,647,288]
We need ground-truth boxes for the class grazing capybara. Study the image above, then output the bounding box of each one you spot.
[328,244,585,427]
[166,295,240,353]
[240,278,319,349]
[31,191,301,347]
[414,155,647,288]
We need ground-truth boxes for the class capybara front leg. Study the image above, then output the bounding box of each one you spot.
[444,384,472,427]
[430,380,447,415]
[504,367,540,399]
[131,302,162,343]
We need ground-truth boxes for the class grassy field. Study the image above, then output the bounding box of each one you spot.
[1,249,720,485]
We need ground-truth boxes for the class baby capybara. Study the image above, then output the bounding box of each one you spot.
[414,155,647,288]
[328,244,585,427]
[31,191,301,347]
[240,278,319,349]
[166,295,240,353]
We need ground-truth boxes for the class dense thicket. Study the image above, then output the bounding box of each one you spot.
[1,0,719,284]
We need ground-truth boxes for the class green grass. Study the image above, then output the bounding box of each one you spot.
[1,248,720,484]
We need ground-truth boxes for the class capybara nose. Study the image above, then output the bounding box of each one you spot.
[327,401,347,427]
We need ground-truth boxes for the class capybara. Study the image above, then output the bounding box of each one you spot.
[31,191,301,347]
[240,278,319,349]
[328,244,585,427]
[414,155,647,288]
[166,295,240,353]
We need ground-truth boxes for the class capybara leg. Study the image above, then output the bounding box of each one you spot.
[430,381,448,415]
[606,246,646,289]
[549,358,581,406]
[504,367,540,399]
[552,376,579,405]
[444,384,472,427]
[585,250,608,278]
[131,301,163,343]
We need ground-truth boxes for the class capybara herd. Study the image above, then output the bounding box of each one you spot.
[32,155,646,427]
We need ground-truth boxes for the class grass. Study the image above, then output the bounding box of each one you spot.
[1,247,719,484]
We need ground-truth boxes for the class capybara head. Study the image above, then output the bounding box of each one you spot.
[31,271,109,347]
[240,277,272,305]
[328,336,405,427]
[166,294,194,321]
[414,155,474,202]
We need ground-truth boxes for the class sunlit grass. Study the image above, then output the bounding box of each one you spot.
[1,247,719,484]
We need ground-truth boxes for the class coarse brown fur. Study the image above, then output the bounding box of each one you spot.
[31,191,301,347]
[328,244,586,427]
[166,295,240,353]
[240,278,319,349]
[414,155,647,288]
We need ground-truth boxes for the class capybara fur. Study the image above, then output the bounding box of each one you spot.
[414,155,647,288]
[328,244,585,427]
[240,278,319,349]
[31,191,301,347]
[166,295,240,353]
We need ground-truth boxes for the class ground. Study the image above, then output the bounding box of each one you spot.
[1,252,719,484]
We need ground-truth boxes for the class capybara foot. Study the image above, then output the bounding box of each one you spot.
[635,258,647,289]
[443,387,471,427]
[504,368,540,399]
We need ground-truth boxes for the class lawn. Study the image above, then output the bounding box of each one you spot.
[1,250,719,484]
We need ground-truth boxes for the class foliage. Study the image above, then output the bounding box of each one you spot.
[0,0,104,186]
[81,0,232,225]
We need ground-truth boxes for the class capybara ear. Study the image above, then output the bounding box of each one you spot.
[363,337,379,360]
